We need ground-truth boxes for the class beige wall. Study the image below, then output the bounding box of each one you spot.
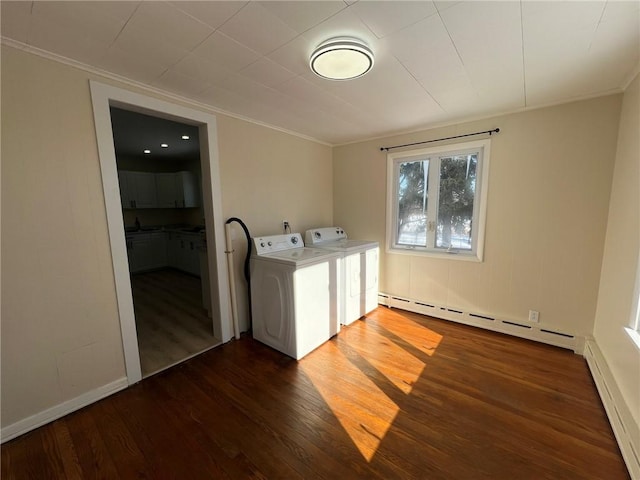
[1,46,333,429]
[334,95,622,337]
[594,73,640,427]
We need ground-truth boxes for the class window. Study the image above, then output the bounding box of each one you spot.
[626,254,640,349]
[386,139,491,261]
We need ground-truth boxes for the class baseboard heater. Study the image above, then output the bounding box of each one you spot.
[378,292,580,352]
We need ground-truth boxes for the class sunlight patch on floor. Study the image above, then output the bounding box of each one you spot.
[373,312,443,357]
[300,316,444,462]
[341,326,425,395]
[300,341,399,461]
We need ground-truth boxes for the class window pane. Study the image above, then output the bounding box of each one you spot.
[436,154,477,250]
[397,160,429,246]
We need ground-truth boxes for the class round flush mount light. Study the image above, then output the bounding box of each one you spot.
[143,149,151,154]
[160,143,169,148]
[181,135,190,140]
[310,37,374,80]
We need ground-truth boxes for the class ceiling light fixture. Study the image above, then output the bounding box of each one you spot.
[181,135,190,140]
[310,37,374,80]
[160,143,169,148]
[143,149,151,154]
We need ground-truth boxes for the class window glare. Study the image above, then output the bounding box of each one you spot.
[436,154,477,250]
[397,160,428,246]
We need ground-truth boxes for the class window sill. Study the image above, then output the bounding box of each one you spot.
[387,246,483,262]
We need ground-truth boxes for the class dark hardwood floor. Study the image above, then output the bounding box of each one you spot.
[131,269,220,377]
[1,307,629,479]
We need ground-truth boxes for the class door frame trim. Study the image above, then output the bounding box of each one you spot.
[89,81,232,384]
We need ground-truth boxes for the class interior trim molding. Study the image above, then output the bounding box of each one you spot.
[1,37,625,149]
[0,37,330,147]
[0,378,128,444]
[377,293,584,352]
[584,338,640,480]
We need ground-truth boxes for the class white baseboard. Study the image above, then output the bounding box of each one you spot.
[377,293,637,478]
[1,377,128,444]
[584,339,640,480]
[378,292,583,352]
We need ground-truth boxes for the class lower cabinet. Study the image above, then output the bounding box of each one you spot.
[126,233,167,274]
[129,231,202,276]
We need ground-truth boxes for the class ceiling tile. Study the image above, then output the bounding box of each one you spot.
[301,6,379,55]
[97,46,168,84]
[351,1,438,39]
[1,2,32,43]
[195,84,255,114]
[25,19,112,66]
[191,31,260,72]
[440,2,524,103]
[217,2,299,55]
[171,54,234,85]
[169,1,248,30]
[31,1,129,44]
[152,70,211,98]
[239,57,298,88]
[1,0,638,145]
[385,13,472,108]
[267,35,315,76]
[111,26,189,70]
[214,73,276,103]
[260,1,347,34]
[119,2,214,52]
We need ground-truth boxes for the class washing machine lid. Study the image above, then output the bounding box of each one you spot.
[312,238,379,253]
[256,247,340,266]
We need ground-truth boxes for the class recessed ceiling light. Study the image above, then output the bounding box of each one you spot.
[160,143,169,148]
[310,37,374,80]
[143,149,151,154]
[181,135,190,140]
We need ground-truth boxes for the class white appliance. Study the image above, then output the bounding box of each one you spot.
[250,233,341,360]
[304,227,379,326]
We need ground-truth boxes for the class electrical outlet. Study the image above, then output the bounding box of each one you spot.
[528,310,540,323]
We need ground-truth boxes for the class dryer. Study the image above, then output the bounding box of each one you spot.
[304,227,379,326]
[250,233,341,360]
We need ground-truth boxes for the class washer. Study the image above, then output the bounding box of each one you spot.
[250,233,341,360]
[305,227,379,326]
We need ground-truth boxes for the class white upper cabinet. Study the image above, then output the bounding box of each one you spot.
[119,170,199,209]
[155,171,199,208]
[119,171,157,209]
[155,172,179,208]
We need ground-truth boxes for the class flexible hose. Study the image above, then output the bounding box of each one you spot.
[225,217,252,331]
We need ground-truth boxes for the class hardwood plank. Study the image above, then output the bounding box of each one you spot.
[2,307,630,479]
[130,269,221,377]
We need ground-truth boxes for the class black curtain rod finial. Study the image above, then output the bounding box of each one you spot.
[380,127,500,152]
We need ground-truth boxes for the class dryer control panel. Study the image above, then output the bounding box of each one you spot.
[304,227,346,245]
[253,233,304,255]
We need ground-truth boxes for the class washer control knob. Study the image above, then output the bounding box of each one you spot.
[291,236,298,244]
[314,232,321,239]
[267,241,272,246]
[260,242,265,247]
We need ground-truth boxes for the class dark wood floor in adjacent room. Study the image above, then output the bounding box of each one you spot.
[1,307,629,479]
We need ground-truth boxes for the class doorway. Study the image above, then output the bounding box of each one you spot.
[110,107,220,377]
[90,81,232,385]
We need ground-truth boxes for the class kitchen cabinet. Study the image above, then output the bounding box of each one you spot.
[166,231,202,276]
[126,232,166,273]
[119,171,157,209]
[155,171,199,208]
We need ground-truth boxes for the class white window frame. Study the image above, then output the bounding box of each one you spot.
[386,139,491,262]
[625,253,640,349]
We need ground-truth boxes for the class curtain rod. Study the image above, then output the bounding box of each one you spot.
[380,128,500,152]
